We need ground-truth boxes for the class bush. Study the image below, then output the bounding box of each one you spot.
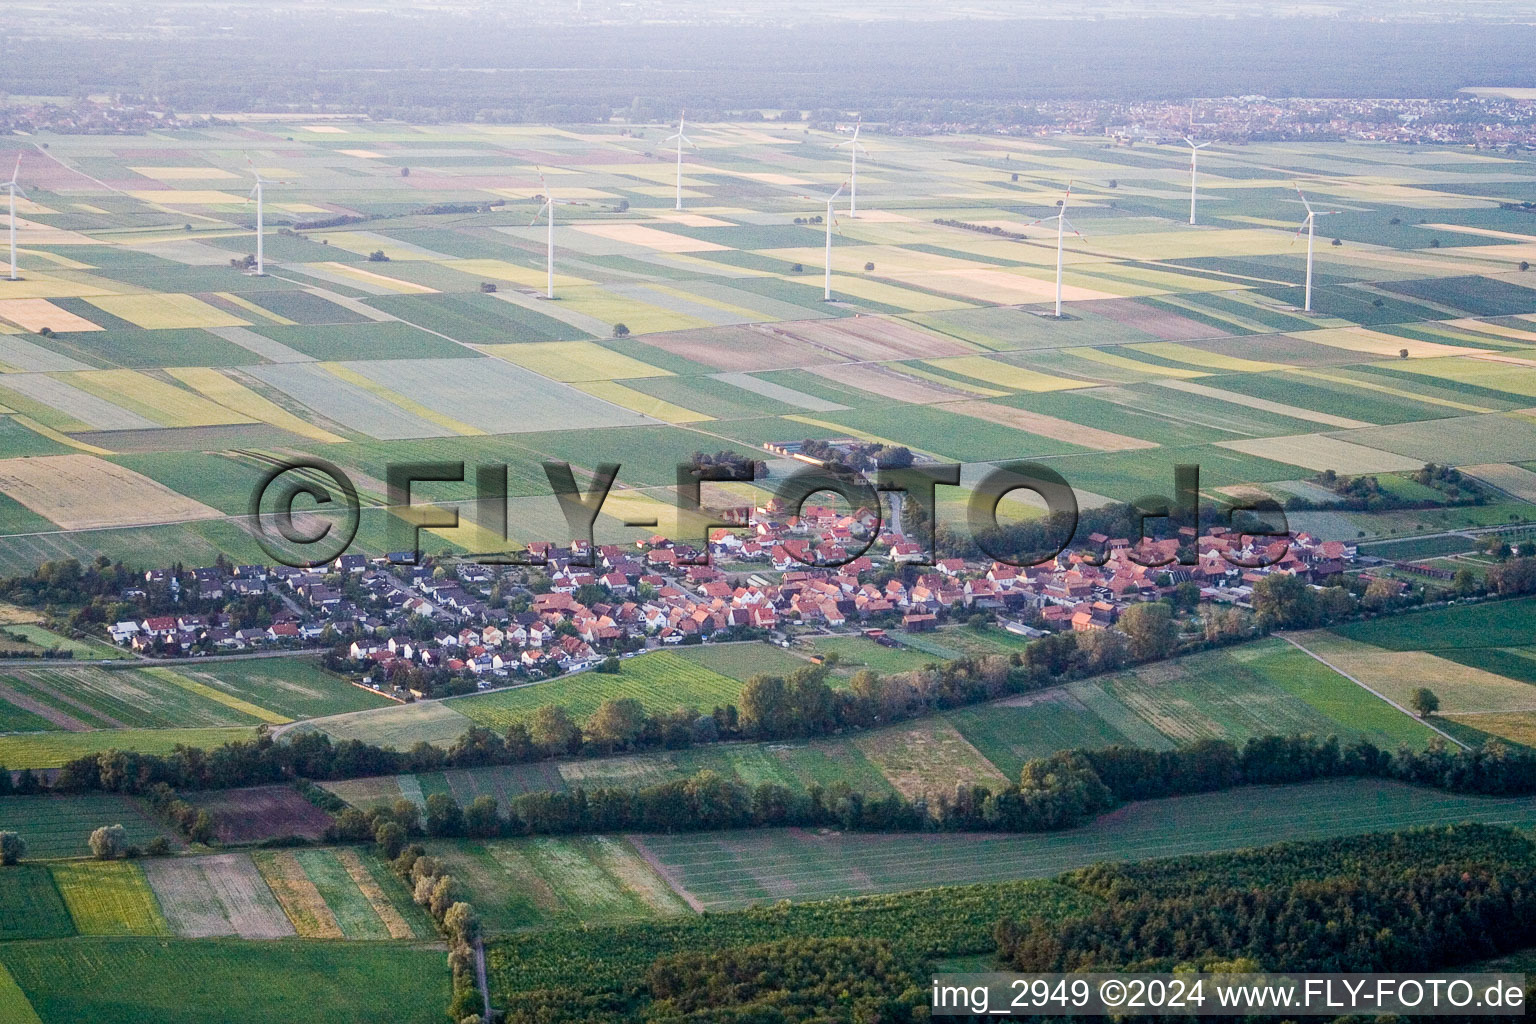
[0,831,24,865]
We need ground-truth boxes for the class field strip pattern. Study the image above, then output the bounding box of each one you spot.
[143,852,296,939]
[639,779,1536,910]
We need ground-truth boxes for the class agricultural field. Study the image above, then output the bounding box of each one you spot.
[0,793,172,860]
[0,938,451,1024]
[635,778,1536,910]
[49,861,169,936]
[425,835,690,932]
[244,847,436,940]
[1310,598,1536,747]
[0,123,1528,569]
[450,651,743,727]
[184,785,335,844]
[315,632,1440,820]
[0,656,390,769]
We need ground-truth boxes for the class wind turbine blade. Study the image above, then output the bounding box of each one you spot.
[1292,214,1313,243]
[1294,185,1314,215]
[7,155,20,186]
[1061,218,1084,239]
[1184,136,1196,147]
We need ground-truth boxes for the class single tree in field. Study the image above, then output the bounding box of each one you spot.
[88,824,127,860]
[612,323,630,338]
[0,831,24,865]
[1410,687,1440,718]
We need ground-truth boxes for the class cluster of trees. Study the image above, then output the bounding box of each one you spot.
[1488,556,1536,596]
[683,449,768,481]
[1000,823,1536,973]
[796,438,914,472]
[932,217,1029,239]
[1289,465,1488,512]
[1251,573,1364,628]
[142,783,215,845]
[643,937,919,1023]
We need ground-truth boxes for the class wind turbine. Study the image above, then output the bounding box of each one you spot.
[1184,137,1210,225]
[834,119,867,218]
[816,182,848,301]
[245,159,291,277]
[1026,181,1084,318]
[529,170,575,299]
[3,156,24,282]
[664,112,696,212]
[1292,185,1339,313]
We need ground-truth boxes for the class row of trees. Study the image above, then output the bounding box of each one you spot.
[306,734,1536,843]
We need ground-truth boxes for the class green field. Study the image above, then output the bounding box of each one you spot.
[0,727,259,770]
[1334,597,1536,651]
[425,835,689,932]
[452,651,743,727]
[0,938,451,1024]
[0,794,172,860]
[175,658,393,720]
[670,642,811,681]
[50,861,170,936]
[637,778,1536,909]
[804,635,942,675]
[0,866,74,941]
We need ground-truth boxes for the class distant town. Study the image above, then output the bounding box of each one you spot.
[5,95,1536,152]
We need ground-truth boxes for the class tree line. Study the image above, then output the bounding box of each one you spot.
[301,734,1536,844]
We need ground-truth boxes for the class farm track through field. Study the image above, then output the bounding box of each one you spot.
[1277,633,1468,747]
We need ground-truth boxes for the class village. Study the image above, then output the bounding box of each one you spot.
[102,494,1361,701]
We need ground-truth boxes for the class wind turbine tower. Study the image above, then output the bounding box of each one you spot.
[1027,182,1084,318]
[798,182,849,301]
[1184,137,1210,225]
[3,156,25,282]
[664,112,696,212]
[246,159,291,277]
[531,171,573,299]
[1292,185,1338,313]
[835,119,867,218]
